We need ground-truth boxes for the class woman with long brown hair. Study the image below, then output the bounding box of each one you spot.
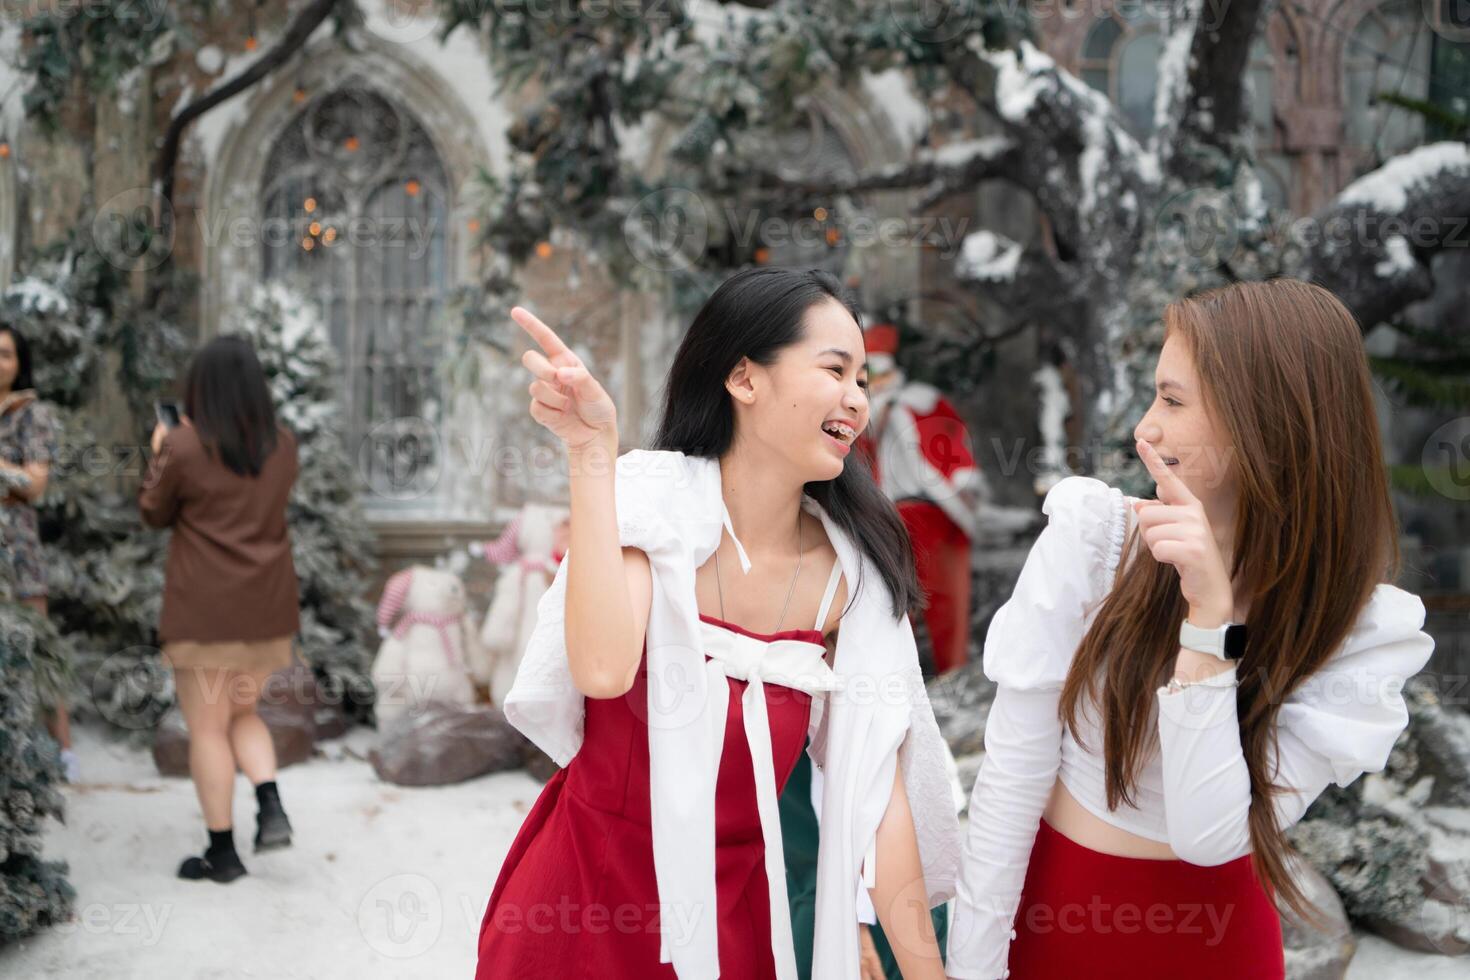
[946,278,1435,979]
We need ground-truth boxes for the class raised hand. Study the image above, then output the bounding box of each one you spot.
[513,306,618,453]
[1133,439,1235,626]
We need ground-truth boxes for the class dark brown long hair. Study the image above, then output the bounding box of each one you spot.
[183,334,280,477]
[1058,278,1400,925]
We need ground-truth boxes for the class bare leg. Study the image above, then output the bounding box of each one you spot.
[172,667,238,831]
[228,666,279,786]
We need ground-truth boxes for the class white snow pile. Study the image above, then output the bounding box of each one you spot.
[860,68,930,157]
[1337,142,1470,214]
[0,724,539,977]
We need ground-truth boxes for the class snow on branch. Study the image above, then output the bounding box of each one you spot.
[966,39,1160,256]
[1149,0,1199,160]
[953,228,1076,323]
[1337,143,1470,213]
[955,230,1022,282]
[1299,142,1470,329]
[749,134,1021,208]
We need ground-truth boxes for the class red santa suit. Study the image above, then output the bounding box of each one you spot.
[856,326,979,674]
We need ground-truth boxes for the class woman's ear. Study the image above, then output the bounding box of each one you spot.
[725,357,757,406]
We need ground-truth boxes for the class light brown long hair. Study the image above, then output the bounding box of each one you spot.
[1058,278,1400,925]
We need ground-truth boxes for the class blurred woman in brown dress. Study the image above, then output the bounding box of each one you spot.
[140,334,301,884]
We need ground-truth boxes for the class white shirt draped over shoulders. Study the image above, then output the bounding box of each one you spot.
[505,449,960,980]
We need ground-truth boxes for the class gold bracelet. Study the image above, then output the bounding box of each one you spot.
[1164,672,1237,694]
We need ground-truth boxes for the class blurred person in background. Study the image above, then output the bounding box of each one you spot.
[0,321,73,781]
[140,334,301,884]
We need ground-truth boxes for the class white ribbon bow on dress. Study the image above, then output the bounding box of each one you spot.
[508,453,962,980]
[699,620,843,980]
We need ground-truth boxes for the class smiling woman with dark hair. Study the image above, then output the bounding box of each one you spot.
[476,267,959,979]
[140,333,302,886]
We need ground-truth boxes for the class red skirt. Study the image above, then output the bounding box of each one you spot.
[1005,819,1284,979]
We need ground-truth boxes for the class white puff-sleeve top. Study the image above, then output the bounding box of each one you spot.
[945,476,1435,980]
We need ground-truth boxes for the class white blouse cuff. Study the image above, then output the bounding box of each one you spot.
[1155,665,1240,729]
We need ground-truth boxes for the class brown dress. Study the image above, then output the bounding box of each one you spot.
[139,422,301,673]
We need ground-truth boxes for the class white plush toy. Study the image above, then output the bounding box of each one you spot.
[372,566,490,726]
[471,503,569,705]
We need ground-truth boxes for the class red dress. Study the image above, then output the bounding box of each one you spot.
[476,613,821,978]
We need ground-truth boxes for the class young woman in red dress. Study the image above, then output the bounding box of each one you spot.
[478,268,955,979]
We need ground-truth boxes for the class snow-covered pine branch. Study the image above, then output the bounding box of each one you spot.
[1297,142,1470,330]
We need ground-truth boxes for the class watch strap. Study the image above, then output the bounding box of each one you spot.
[1179,619,1247,661]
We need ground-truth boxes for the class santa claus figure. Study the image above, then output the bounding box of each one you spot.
[854,322,980,675]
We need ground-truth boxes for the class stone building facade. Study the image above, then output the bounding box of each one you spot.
[0,0,1462,575]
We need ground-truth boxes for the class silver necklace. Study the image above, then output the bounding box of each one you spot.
[715,505,803,633]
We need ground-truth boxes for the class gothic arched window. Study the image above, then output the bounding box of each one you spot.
[259,86,450,507]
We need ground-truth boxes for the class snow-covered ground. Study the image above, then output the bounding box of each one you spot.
[1,723,1464,979]
[0,724,541,978]
[1349,936,1470,980]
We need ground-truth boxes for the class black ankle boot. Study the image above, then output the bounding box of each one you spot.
[254,781,293,852]
[179,829,247,884]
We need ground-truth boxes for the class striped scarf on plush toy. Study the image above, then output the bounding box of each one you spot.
[375,568,462,667]
[480,513,562,576]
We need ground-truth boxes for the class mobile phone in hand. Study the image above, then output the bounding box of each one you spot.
[155,400,182,429]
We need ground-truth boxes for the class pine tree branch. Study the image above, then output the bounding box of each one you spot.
[1370,356,1470,411]
[1376,93,1470,138]
[1384,319,1470,352]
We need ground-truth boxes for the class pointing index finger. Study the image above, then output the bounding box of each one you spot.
[511,306,570,358]
[1136,438,1195,506]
